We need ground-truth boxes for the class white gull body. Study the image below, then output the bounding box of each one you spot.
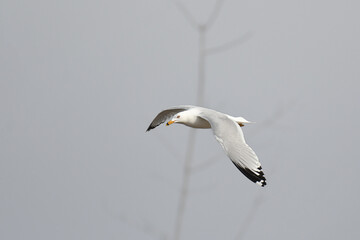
[146,105,266,187]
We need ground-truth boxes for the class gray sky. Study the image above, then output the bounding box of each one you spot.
[1,0,360,239]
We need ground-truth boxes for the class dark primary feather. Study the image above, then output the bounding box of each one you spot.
[146,106,191,131]
[232,163,267,186]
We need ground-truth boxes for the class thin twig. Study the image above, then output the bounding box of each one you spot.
[197,28,206,106]
[154,134,183,162]
[249,99,298,139]
[173,2,256,240]
[205,0,225,30]
[175,2,199,30]
[205,31,253,55]
[173,129,197,240]
[191,152,222,173]
[116,212,168,240]
[235,194,265,240]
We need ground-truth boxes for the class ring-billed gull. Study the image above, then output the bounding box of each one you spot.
[146,105,266,187]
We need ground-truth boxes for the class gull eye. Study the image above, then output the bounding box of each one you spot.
[176,115,180,118]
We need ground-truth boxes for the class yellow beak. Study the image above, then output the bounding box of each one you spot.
[166,120,175,126]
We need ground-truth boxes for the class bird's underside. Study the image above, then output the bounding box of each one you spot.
[147,105,266,187]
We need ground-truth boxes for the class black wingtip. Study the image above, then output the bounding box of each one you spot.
[146,125,152,132]
[259,179,267,187]
[233,163,267,187]
[146,122,163,132]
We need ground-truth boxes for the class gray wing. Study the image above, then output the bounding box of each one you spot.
[199,111,266,186]
[146,105,193,132]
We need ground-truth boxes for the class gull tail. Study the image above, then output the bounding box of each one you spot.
[226,115,253,127]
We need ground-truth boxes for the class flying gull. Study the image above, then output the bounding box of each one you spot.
[146,105,266,187]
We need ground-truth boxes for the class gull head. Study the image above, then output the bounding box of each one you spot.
[166,114,183,126]
[166,110,205,129]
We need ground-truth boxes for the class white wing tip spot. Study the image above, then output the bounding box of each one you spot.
[256,179,267,187]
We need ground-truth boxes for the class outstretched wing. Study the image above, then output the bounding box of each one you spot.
[199,111,266,186]
[146,106,193,131]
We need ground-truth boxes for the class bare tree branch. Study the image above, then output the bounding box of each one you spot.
[154,134,183,162]
[249,99,298,139]
[235,194,265,240]
[175,2,199,30]
[173,129,197,240]
[205,0,226,30]
[115,212,168,240]
[205,31,253,55]
[196,29,206,106]
[191,152,222,173]
[189,181,221,195]
[172,2,257,240]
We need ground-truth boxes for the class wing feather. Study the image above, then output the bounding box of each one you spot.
[199,110,266,186]
[146,106,193,131]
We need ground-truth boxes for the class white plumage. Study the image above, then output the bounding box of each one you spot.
[147,105,266,187]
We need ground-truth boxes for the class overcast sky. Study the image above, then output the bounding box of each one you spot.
[1,0,360,239]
